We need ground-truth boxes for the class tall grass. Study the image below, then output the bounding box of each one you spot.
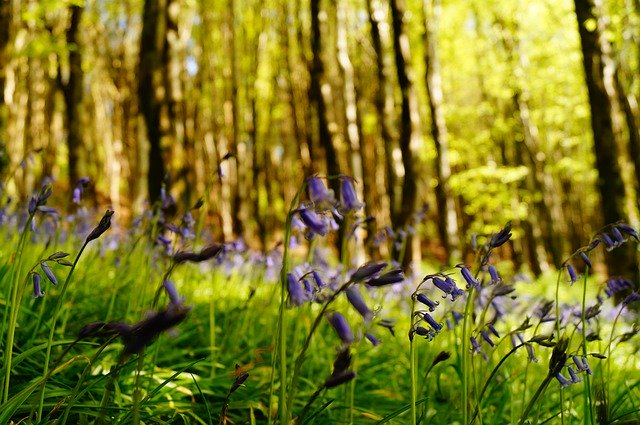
[0,178,639,424]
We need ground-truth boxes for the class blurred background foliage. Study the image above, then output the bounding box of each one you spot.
[0,0,638,278]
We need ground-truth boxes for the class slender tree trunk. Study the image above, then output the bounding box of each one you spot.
[60,4,84,189]
[574,0,639,285]
[139,0,168,205]
[309,0,340,187]
[389,0,418,263]
[423,0,459,263]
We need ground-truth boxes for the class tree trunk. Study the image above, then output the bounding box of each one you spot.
[423,0,459,263]
[60,4,84,189]
[574,0,639,285]
[139,0,169,205]
[309,0,340,188]
[389,0,418,263]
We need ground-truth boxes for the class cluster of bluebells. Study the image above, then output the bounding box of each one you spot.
[555,355,593,389]
[71,177,90,205]
[31,252,72,298]
[294,175,364,241]
[563,222,639,285]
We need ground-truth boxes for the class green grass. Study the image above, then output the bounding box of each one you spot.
[0,210,639,424]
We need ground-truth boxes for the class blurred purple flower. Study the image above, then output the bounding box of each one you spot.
[307,176,336,210]
[339,176,363,212]
[327,312,354,344]
[346,286,373,321]
[298,207,328,237]
[416,293,439,312]
[32,272,44,298]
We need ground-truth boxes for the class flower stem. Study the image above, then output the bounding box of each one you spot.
[37,240,89,420]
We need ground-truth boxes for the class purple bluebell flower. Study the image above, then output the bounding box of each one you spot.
[325,371,356,388]
[307,176,336,210]
[432,276,454,298]
[163,280,182,305]
[346,286,373,320]
[605,277,633,297]
[367,268,404,286]
[567,366,582,383]
[312,270,325,288]
[86,210,114,243]
[480,331,495,347]
[488,265,501,284]
[173,244,223,263]
[458,265,479,289]
[579,252,592,268]
[350,261,387,283]
[422,313,443,333]
[414,326,436,340]
[416,293,439,312]
[490,222,512,248]
[28,197,37,214]
[611,227,626,244]
[327,312,354,344]
[287,273,307,306]
[572,356,585,372]
[600,233,616,251]
[339,176,363,212]
[616,223,639,241]
[555,372,572,388]
[298,207,328,237]
[470,337,486,361]
[566,264,578,284]
[32,272,44,298]
[40,262,57,286]
[623,292,640,305]
[487,323,500,338]
[365,333,380,346]
[581,357,592,375]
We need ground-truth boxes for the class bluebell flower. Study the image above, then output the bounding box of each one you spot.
[488,265,501,284]
[298,207,328,237]
[350,261,387,283]
[422,313,443,333]
[40,262,57,286]
[600,233,616,251]
[287,273,307,306]
[487,323,500,338]
[163,280,182,305]
[567,366,582,383]
[32,272,44,298]
[555,372,572,388]
[86,210,114,243]
[328,312,354,344]
[459,265,479,289]
[623,292,640,306]
[489,222,512,248]
[616,223,639,241]
[325,371,356,388]
[365,333,380,346]
[579,251,592,268]
[367,268,404,286]
[480,331,495,347]
[431,275,460,299]
[611,227,626,244]
[307,176,336,210]
[346,286,373,321]
[414,326,436,340]
[339,176,364,212]
[416,293,439,312]
[566,264,578,284]
[312,270,325,288]
[581,356,592,375]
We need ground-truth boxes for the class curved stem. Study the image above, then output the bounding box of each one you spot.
[519,374,553,425]
[37,240,89,419]
[2,213,34,403]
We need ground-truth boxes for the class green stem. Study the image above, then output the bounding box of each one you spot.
[461,286,475,424]
[409,297,418,425]
[37,240,89,419]
[278,185,303,425]
[519,374,553,425]
[2,213,35,403]
[553,269,565,425]
[286,282,350,417]
[580,270,593,425]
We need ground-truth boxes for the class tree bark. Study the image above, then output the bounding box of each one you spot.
[139,0,168,205]
[389,0,418,264]
[309,0,340,188]
[60,4,84,189]
[574,0,639,284]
